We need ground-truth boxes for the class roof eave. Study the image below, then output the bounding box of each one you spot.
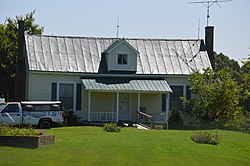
[103,38,139,54]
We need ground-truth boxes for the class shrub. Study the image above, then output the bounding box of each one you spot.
[230,112,250,132]
[168,108,183,129]
[0,125,39,136]
[63,109,81,126]
[103,123,120,132]
[154,125,164,130]
[191,131,220,145]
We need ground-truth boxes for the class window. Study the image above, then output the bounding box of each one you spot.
[34,105,50,111]
[170,86,184,111]
[59,83,74,111]
[23,104,61,112]
[117,54,128,65]
[23,105,34,111]
[51,82,82,111]
[3,104,19,113]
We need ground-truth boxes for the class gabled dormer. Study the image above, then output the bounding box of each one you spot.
[103,38,139,72]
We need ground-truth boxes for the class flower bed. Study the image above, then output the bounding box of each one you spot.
[0,125,55,148]
[0,134,55,148]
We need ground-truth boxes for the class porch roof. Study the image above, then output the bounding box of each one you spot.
[82,79,172,93]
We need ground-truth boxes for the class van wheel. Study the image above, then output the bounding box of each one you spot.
[39,121,51,129]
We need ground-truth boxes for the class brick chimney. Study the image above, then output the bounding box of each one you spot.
[15,20,26,101]
[205,26,215,69]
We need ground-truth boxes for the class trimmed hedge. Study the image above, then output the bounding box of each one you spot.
[191,131,220,145]
[103,123,120,132]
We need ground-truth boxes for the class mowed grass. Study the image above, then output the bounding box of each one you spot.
[0,127,249,166]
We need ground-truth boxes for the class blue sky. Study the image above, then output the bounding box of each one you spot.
[1,0,249,63]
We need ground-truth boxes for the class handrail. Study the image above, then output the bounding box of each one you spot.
[152,113,168,129]
[137,111,153,129]
[152,113,167,123]
[137,111,152,118]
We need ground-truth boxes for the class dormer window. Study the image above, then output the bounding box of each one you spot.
[117,53,128,65]
[103,38,139,71]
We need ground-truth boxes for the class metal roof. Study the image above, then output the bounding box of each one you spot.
[82,79,172,93]
[25,35,211,75]
[104,38,139,54]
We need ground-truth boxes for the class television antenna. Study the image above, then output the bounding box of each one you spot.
[116,17,119,38]
[198,17,200,39]
[187,0,232,26]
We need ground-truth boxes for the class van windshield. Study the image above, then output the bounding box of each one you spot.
[0,103,6,111]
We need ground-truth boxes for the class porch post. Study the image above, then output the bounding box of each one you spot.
[87,91,91,122]
[183,85,187,98]
[166,93,170,114]
[166,93,170,129]
[116,92,119,122]
[137,93,140,112]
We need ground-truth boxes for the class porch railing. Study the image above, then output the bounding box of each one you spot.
[137,111,153,129]
[90,112,116,122]
[152,113,168,124]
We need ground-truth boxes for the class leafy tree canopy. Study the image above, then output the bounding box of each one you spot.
[184,68,244,129]
[214,52,240,72]
[214,52,241,82]
[239,53,250,112]
[0,11,43,101]
[214,51,250,113]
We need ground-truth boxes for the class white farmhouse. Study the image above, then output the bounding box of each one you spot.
[15,21,214,126]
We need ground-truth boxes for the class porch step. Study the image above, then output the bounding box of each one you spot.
[135,123,151,130]
[122,122,150,130]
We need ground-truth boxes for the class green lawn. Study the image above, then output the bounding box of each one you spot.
[0,127,249,166]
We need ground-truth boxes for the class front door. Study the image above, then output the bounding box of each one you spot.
[119,93,130,121]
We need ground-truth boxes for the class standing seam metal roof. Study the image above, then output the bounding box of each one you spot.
[82,79,172,93]
[25,35,211,75]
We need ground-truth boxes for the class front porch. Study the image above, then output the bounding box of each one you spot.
[85,92,170,126]
[81,75,172,126]
[89,111,168,123]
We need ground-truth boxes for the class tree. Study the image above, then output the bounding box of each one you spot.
[214,52,240,72]
[214,52,249,111]
[214,52,241,82]
[184,68,243,129]
[239,53,250,112]
[0,11,43,101]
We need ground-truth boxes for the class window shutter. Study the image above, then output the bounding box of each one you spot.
[186,86,191,100]
[76,84,82,110]
[51,83,57,101]
[162,94,166,112]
